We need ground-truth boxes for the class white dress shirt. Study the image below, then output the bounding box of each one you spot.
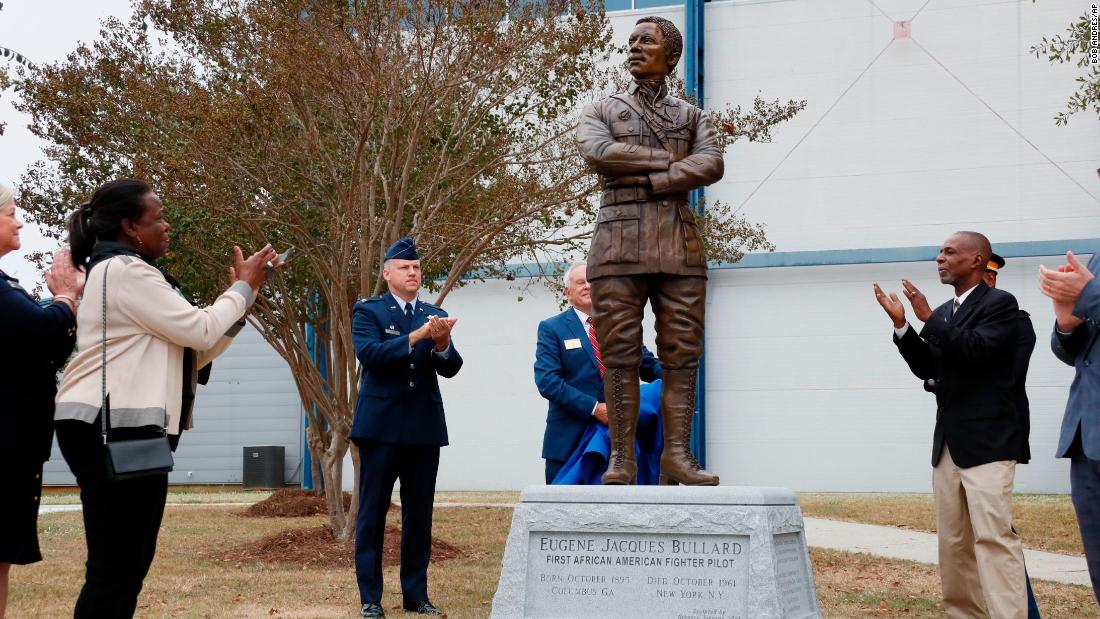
[574,307,592,327]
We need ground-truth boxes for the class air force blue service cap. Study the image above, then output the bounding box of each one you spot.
[384,237,420,261]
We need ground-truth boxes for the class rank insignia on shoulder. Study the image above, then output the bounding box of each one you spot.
[618,110,631,120]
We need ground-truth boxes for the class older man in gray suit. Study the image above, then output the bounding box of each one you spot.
[1042,250,1100,602]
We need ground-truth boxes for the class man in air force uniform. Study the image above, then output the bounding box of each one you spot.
[351,237,461,618]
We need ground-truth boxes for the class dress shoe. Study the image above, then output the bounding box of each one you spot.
[403,600,446,616]
[360,602,385,617]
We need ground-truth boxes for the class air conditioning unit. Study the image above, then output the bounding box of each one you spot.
[243,445,285,489]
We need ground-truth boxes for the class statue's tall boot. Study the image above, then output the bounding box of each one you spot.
[601,367,640,485]
[659,368,719,486]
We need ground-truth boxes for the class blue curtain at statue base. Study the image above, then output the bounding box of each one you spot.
[552,380,663,485]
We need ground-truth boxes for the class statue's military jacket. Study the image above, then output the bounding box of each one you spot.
[575,81,724,279]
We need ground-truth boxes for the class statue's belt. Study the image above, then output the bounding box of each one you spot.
[600,185,688,207]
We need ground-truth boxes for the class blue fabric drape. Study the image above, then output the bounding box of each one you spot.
[552,380,663,485]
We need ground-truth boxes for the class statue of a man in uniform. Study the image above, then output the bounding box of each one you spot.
[575,16,724,486]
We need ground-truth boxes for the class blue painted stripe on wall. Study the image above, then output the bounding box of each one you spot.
[481,239,1100,280]
[716,238,1100,270]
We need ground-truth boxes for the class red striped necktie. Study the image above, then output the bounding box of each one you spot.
[587,317,606,379]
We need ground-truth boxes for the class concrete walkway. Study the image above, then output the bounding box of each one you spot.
[804,517,1092,587]
[40,501,1091,587]
[38,502,255,515]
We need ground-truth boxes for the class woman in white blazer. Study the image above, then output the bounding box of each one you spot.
[54,179,279,618]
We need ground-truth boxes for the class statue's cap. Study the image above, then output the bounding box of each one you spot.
[384,237,420,261]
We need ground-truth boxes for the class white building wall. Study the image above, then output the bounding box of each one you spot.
[705,256,1076,493]
[434,281,557,490]
[706,0,1100,253]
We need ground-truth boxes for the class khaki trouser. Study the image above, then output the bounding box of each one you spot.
[933,445,1026,619]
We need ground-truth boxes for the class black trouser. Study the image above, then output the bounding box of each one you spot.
[545,459,566,484]
[354,440,440,606]
[56,419,169,619]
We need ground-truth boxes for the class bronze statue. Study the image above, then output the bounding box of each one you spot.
[576,16,724,485]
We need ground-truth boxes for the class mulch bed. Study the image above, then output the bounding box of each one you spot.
[242,488,352,518]
[209,524,467,569]
[223,489,464,568]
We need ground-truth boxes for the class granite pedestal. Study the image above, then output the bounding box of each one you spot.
[491,485,819,619]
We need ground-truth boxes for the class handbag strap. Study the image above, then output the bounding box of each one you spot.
[100,258,109,444]
[96,256,167,442]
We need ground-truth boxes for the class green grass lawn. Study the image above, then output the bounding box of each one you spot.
[799,493,1085,555]
[7,500,1098,618]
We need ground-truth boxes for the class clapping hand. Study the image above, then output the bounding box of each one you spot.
[901,279,933,322]
[1040,251,1092,332]
[427,315,458,352]
[874,280,933,329]
[45,248,85,299]
[1039,251,1094,302]
[873,282,906,329]
[408,315,457,351]
[228,244,279,293]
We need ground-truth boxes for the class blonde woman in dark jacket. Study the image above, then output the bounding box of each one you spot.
[0,181,84,619]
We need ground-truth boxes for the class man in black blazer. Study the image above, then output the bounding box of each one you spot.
[924,253,1036,462]
[921,251,1041,617]
[875,231,1028,619]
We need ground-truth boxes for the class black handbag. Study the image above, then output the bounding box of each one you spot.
[97,258,174,482]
